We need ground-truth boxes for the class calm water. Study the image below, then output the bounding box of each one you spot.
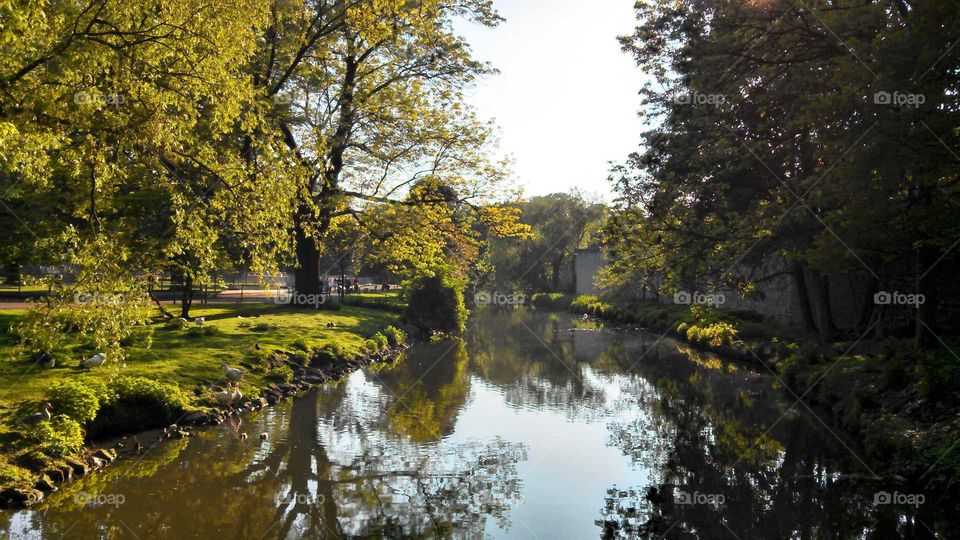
[2,309,948,539]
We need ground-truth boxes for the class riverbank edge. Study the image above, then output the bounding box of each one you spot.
[534,293,960,495]
[0,338,412,510]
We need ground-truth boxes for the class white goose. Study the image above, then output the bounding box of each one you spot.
[194,317,205,326]
[221,362,244,381]
[80,352,106,368]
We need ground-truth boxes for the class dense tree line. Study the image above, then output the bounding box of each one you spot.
[0,0,525,351]
[604,0,959,344]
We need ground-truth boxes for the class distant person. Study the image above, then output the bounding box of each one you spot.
[381,283,390,291]
[353,277,360,293]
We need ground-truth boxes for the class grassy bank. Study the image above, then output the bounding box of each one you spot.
[0,300,405,501]
[534,293,960,492]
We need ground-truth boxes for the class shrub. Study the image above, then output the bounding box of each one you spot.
[311,343,347,367]
[164,317,190,330]
[88,376,192,438]
[264,363,293,383]
[361,339,380,356]
[48,380,104,423]
[107,376,192,411]
[186,325,223,338]
[383,325,406,347]
[371,332,389,352]
[530,293,575,310]
[249,322,278,332]
[918,348,960,407]
[403,268,467,333]
[291,338,310,352]
[35,415,85,458]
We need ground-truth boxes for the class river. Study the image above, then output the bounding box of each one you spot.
[1,309,947,538]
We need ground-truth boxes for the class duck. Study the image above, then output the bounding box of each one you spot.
[35,351,55,369]
[326,322,336,328]
[221,363,244,381]
[194,317,205,326]
[254,342,261,351]
[21,402,53,426]
[240,433,248,441]
[259,433,268,440]
[215,387,236,407]
[80,352,106,368]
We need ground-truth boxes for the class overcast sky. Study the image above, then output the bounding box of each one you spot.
[456,0,648,202]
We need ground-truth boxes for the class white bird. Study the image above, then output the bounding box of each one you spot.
[22,403,52,426]
[214,388,235,406]
[194,317,205,326]
[80,352,106,368]
[581,314,589,321]
[221,362,244,381]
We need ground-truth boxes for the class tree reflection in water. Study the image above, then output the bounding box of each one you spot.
[2,309,952,539]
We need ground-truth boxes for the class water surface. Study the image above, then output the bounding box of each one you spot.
[2,309,947,538]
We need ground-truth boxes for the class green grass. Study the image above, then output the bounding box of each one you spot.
[0,303,397,406]
[0,302,400,493]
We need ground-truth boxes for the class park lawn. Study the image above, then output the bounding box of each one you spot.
[354,290,404,304]
[0,303,399,408]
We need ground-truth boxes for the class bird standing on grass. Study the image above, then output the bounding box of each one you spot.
[194,317,205,326]
[22,403,52,426]
[221,362,244,381]
[80,352,106,368]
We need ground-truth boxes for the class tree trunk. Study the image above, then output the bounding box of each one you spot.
[807,269,835,343]
[293,203,321,300]
[792,262,816,334]
[179,274,193,319]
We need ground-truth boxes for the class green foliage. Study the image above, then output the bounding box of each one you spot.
[165,318,191,330]
[263,364,293,383]
[249,322,279,332]
[47,380,104,423]
[371,332,389,352]
[186,326,223,338]
[530,293,575,311]
[382,325,407,347]
[918,349,960,407]
[403,268,467,333]
[291,338,310,352]
[34,415,84,458]
[311,343,348,367]
[107,376,192,413]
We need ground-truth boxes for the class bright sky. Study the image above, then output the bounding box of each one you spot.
[456,0,649,202]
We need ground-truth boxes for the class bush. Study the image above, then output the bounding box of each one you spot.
[186,325,223,338]
[311,343,347,367]
[35,415,85,458]
[48,380,104,423]
[88,376,193,438]
[403,268,467,333]
[164,317,190,330]
[264,363,293,383]
[383,325,406,347]
[291,338,310,352]
[249,322,278,332]
[371,332,389,352]
[530,293,575,311]
[918,348,960,407]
